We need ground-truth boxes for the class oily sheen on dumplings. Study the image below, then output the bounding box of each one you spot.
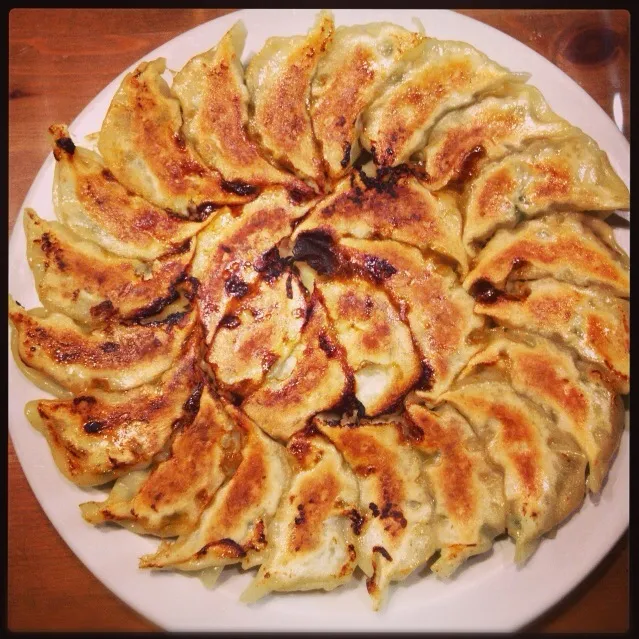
[9,10,629,612]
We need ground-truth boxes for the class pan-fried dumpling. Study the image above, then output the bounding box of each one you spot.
[317,277,421,416]
[291,170,468,274]
[80,386,240,537]
[442,375,587,562]
[24,209,194,326]
[464,213,629,298]
[24,329,205,487]
[316,418,436,610]
[242,297,350,441]
[208,271,307,395]
[140,406,291,577]
[241,427,359,602]
[310,23,422,177]
[9,296,196,394]
[245,11,334,189]
[98,59,252,214]
[459,330,624,493]
[417,84,575,191]
[404,403,506,578]
[172,22,312,195]
[462,135,630,255]
[474,278,629,394]
[50,124,213,261]
[192,187,315,344]
[361,38,526,167]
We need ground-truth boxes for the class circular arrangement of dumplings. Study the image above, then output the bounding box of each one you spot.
[9,11,629,611]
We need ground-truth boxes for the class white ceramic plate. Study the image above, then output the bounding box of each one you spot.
[8,8,629,632]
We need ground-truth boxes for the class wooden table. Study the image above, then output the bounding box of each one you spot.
[8,9,629,632]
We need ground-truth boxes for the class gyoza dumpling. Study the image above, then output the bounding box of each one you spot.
[316,418,436,610]
[474,278,629,394]
[417,84,575,191]
[458,330,624,493]
[291,170,468,274]
[98,59,253,214]
[9,296,196,394]
[310,22,422,177]
[140,406,291,579]
[442,375,587,562]
[361,38,526,166]
[172,22,312,196]
[80,386,240,537]
[241,296,350,441]
[462,135,630,255]
[25,209,194,326]
[316,276,421,416]
[242,427,359,601]
[404,403,506,578]
[245,11,334,189]
[192,187,315,344]
[464,213,629,299]
[50,124,213,261]
[25,328,205,487]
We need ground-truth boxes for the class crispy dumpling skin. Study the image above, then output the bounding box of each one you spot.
[24,329,205,487]
[292,170,468,274]
[475,278,629,394]
[50,124,213,261]
[98,58,252,214]
[24,208,194,326]
[310,23,422,178]
[417,83,575,190]
[140,406,291,574]
[209,271,307,395]
[172,22,312,195]
[9,296,196,394]
[241,297,350,441]
[316,417,436,610]
[442,375,587,562]
[405,403,506,578]
[192,187,315,344]
[464,213,629,299]
[317,277,421,416]
[245,11,334,189]
[361,38,526,167]
[241,427,359,602]
[80,386,240,537]
[462,135,630,255]
[458,330,624,493]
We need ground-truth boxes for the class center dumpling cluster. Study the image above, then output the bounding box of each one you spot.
[10,11,630,611]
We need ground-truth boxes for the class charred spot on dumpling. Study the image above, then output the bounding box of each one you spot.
[292,229,338,275]
[224,274,249,298]
[55,136,76,155]
[363,255,397,282]
[221,180,259,197]
[469,278,505,304]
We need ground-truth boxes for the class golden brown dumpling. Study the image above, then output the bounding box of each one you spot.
[98,59,252,214]
[245,11,334,189]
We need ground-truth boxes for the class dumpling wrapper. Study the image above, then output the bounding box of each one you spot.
[24,328,205,487]
[442,376,587,562]
[24,208,194,326]
[241,427,359,602]
[474,278,629,394]
[80,386,241,537]
[98,58,252,214]
[417,83,575,190]
[245,11,334,189]
[458,330,624,493]
[310,22,422,177]
[361,38,527,166]
[462,135,630,255]
[50,124,213,261]
[172,22,312,196]
[464,213,629,299]
[9,296,197,394]
[140,405,291,576]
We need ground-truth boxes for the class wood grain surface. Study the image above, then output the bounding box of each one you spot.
[8,8,629,633]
